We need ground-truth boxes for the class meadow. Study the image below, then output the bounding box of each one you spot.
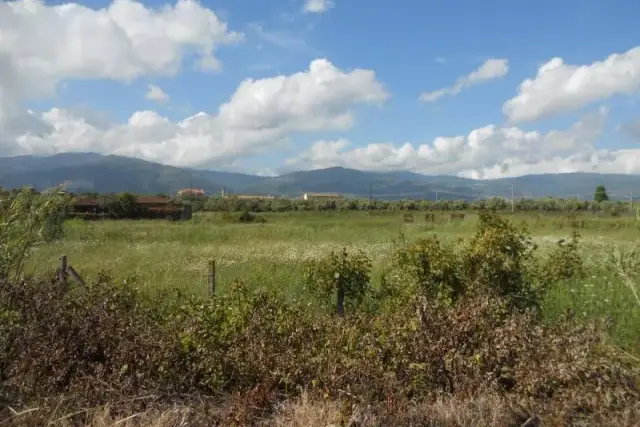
[27,210,640,293]
[3,201,640,426]
[27,211,640,342]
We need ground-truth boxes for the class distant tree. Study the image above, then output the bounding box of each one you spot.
[594,185,609,203]
[107,192,137,218]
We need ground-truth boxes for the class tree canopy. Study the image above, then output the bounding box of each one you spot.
[594,185,609,203]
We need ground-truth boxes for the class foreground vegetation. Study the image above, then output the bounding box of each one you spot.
[1,189,640,426]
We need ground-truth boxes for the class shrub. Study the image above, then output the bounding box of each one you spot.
[460,211,541,311]
[41,208,66,243]
[541,229,585,285]
[0,279,172,401]
[390,234,463,306]
[303,247,371,312]
[0,188,70,281]
[224,210,267,224]
[1,277,638,425]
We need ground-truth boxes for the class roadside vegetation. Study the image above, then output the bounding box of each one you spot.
[1,188,639,426]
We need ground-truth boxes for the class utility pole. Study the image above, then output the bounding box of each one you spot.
[630,191,634,212]
[368,183,372,216]
[435,191,438,203]
[510,184,514,214]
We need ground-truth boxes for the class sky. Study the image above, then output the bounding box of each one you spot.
[1,0,640,179]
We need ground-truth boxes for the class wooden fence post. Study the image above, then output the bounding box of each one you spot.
[58,255,68,292]
[336,273,344,316]
[67,265,86,287]
[57,254,86,292]
[208,259,216,296]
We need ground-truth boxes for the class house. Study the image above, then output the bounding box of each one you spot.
[71,196,101,214]
[70,195,191,220]
[135,197,192,220]
[302,192,343,201]
[177,188,205,198]
[136,196,176,207]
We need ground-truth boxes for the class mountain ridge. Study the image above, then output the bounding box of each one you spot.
[1,153,638,201]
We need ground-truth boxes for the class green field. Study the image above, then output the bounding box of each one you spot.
[26,210,640,353]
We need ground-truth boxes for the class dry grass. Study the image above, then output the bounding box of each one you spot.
[269,393,521,427]
[4,391,639,427]
[0,394,522,427]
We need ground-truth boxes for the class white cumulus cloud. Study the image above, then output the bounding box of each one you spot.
[284,107,640,178]
[503,46,640,123]
[419,58,509,102]
[145,84,170,103]
[0,0,242,142]
[0,2,388,166]
[4,59,389,167]
[0,0,242,87]
[303,0,334,14]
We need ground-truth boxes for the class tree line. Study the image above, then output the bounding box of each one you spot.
[193,194,635,215]
[2,185,635,216]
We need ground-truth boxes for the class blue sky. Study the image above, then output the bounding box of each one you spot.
[2,0,640,177]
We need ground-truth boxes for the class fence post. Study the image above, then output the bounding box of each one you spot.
[208,259,216,296]
[336,273,344,316]
[67,265,86,287]
[58,255,68,292]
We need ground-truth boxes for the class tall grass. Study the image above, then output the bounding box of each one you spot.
[20,210,640,354]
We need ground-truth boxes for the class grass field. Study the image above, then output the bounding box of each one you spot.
[25,210,640,354]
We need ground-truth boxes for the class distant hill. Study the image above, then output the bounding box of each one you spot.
[1,153,639,200]
[0,153,218,195]
[186,168,266,194]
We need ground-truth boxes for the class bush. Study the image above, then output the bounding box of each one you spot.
[461,211,541,311]
[41,209,66,243]
[0,188,70,281]
[390,234,463,306]
[0,277,638,425]
[383,212,545,312]
[541,229,585,285]
[303,247,371,312]
[224,210,267,224]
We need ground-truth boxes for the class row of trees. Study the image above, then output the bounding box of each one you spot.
[192,194,636,215]
[2,185,633,217]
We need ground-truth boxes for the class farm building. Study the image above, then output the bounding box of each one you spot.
[177,188,205,198]
[302,192,343,201]
[70,195,191,220]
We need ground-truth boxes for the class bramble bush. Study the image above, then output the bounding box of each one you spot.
[1,274,638,425]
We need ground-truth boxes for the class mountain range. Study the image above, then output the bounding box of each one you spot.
[1,153,638,201]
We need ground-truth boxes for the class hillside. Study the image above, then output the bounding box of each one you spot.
[0,153,218,195]
[1,153,639,200]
